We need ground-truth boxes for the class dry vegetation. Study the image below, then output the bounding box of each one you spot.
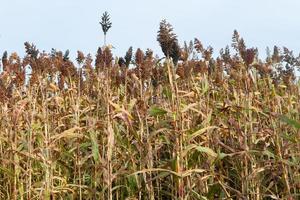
[0,17,300,200]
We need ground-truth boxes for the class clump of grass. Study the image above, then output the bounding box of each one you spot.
[0,20,299,200]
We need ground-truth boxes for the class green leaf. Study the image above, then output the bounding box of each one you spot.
[280,132,297,143]
[263,149,275,159]
[130,168,205,178]
[163,87,172,99]
[0,166,14,177]
[207,183,222,199]
[279,115,300,129]
[149,106,168,117]
[89,131,100,164]
[218,152,228,160]
[127,175,138,195]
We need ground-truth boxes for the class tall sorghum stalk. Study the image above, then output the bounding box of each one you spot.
[99,11,112,46]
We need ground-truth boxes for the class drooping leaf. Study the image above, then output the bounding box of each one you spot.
[50,127,84,143]
[188,126,219,141]
[183,144,227,159]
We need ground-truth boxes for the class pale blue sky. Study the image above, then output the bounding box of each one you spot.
[1,0,300,59]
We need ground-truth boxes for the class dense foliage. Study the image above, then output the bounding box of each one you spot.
[0,20,299,199]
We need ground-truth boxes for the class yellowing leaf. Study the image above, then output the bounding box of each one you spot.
[51,127,84,143]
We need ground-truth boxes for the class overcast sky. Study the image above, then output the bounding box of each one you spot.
[1,0,300,59]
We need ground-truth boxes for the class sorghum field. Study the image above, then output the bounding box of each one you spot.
[0,17,299,200]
